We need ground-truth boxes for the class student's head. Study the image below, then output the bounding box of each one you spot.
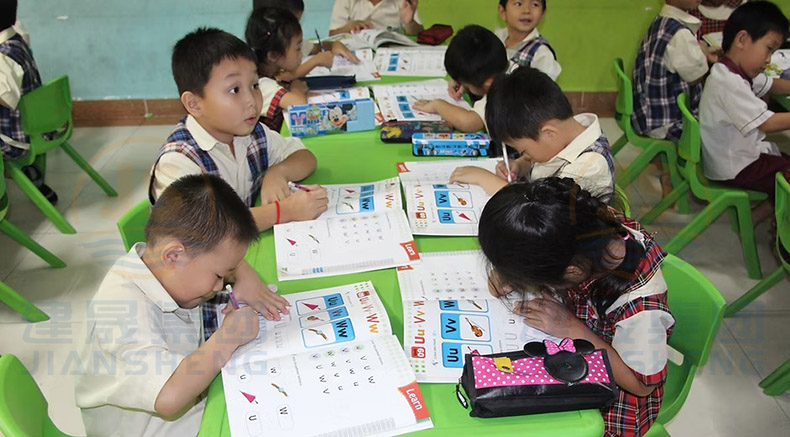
[478,177,645,311]
[145,174,259,308]
[0,0,17,31]
[444,25,509,96]
[722,1,789,79]
[172,28,262,143]
[498,0,546,36]
[245,7,304,75]
[664,0,702,13]
[253,0,305,20]
[486,66,573,162]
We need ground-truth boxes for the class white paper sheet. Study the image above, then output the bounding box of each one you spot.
[373,47,447,77]
[314,177,402,219]
[306,48,380,82]
[371,79,471,121]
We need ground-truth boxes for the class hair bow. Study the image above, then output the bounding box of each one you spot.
[544,337,576,355]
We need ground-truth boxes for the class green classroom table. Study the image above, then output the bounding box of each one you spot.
[197,126,606,435]
[774,94,790,112]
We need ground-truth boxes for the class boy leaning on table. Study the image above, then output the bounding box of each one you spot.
[76,174,261,436]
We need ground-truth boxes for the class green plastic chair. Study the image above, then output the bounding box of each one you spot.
[0,159,65,322]
[725,173,790,316]
[0,354,70,436]
[4,75,117,235]
[611,58,688,218]
[644,254,726,435]
[759,360,790,396]
[651,94,766,279]
[117,199,150,251]
[614,183,632,217]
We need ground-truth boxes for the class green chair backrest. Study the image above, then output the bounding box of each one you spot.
[612,58,637,138]
[662,254,726,368]
[676,93,714,200]
[16,75,74,164]
[418,0,503,33]
[614,183,632,217]
[117,200,151,251]
[776,174,790,271]
[0,354,66,436]
[0,157,7,221]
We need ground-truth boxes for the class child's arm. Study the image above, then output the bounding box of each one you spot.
[770,77,790,95]
[277,80,309,109]
[412,99,484,132]
[250,186,329,230]
[154,306,259,417]
[399,0,423,36]
[758,112,790,133]
[449,167,506,196]
[229,260,289,321]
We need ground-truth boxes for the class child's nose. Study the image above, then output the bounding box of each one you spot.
[213,278,224,293]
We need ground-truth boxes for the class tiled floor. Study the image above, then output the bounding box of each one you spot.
[0,120,789,435]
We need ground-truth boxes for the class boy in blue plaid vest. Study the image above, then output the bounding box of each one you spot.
[632,0,718,197]
[495,0,561,81]
[0,0,57,203]
[449,67,615,205]
[149,28,329,339]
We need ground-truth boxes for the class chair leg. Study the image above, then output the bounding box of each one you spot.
[60,141,118,197]
[0,281,50,322]
[640,180,690,225]
[6,163,76,234]
[760,360,790,396]
[616,143,662,188]
[665,197,728,254]
[611,134,627,156]
[724,267,786,317]
[662,148,689,215]
[727,208,740,234]
[734,200,762,280]
[0,220,66,268]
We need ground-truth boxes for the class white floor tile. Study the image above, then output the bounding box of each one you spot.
[43,126,140,174]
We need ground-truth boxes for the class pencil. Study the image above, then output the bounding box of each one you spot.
[315,28,324,52]
[289,181,313,192]
[501,142,512,183]
[226,284,240,310]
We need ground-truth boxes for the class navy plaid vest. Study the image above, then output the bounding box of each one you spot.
[0,34,41,159]
[631,16,702,142]
[579,132,615,204]
[148,116,270,207]
[511,35,557,68]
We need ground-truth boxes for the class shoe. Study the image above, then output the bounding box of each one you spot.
[21,165,58,205]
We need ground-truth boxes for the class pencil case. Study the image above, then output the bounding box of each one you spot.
[418,24,453,45]
[456,338,618,418]
[287,98,376,137]
[302,75,356,90]
[380,120,453,143]
[412,133,490,157]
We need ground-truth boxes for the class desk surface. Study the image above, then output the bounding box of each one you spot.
[198,107,605,437]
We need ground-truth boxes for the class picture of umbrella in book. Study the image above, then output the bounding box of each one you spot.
[309,328,328,340]
[271,383,289,397]
[465,317,484,337]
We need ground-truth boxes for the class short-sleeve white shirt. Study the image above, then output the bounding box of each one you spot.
[330,0,422,32]
[494,27,561,81]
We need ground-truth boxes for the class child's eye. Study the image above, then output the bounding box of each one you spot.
[229,86,239,94]
[215,274,223,280]
[252,82,260,90]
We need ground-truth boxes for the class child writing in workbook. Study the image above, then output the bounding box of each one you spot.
[149,27,329,339]
[450,66,615,204]
[495,0,561,81]
[632,0,718,197]
[76,174,262,436]
[329,0,423,36]
[252,0,360,81]
[413,25,512,132]
[478,176,674,437]
[700,1,790,225]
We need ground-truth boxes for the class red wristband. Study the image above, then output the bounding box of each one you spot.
[275,200,281,225]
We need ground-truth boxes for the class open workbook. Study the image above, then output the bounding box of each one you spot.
[305,48,380,82]
[221,282,433,436]
[339,29,419,51]
[397,158,499,235]
[397,251,555,383]
[373,46,447,77]
[371,79,472,121]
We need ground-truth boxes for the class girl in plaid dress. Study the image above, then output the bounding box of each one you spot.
[478,177,675,437]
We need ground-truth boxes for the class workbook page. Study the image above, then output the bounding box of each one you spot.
[306,48,380,81]
[317,177,402,219]
[373,47,447,76]
[371,79,471,121]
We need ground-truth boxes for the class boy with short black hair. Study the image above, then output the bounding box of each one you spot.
[76,174,262,436]
[450,66,615,204]
[152,27,330,337]
[700,1,790,223]
[496,0,561,80]
[413,25,511,132]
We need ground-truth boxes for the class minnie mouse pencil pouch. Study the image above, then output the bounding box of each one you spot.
[456,338,618,418]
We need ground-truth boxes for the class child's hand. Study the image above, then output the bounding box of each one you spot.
[331,41,360,64]
[281,186,329,221]
[230,272,290,321]
[313,51,335,69]
[698,40,720,65]
[400,0,418,25]
[449,166,496,186]
[217,306,260,347]
[260,169,292,204]
[413,99,440,114]
[516,296,587,338]
[341,20,373,34]
[290,79,309,95]
[448,78,465,100]
[276,70,297,83]
[495,155,530,181]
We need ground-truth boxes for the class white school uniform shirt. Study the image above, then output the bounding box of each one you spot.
[330,0,422,32]
[529,113,612,198]
[150,115,306,200]
[258,76,288,119]
[0,27,29,151]
[647,4,710,140]
[494,27,561,81]
[75,243,205,437]
[700,63,777,181]
[698,1,745,21]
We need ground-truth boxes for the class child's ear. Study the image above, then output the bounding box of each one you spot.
[161,243,187,269]
[483,76,495,91]
[180,91,202,118]
[498,4,507,22]
[539,123,559,141]
[734,30,751,49]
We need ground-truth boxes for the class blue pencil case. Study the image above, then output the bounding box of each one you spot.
[412,133,490,157]
[287,98,376,137]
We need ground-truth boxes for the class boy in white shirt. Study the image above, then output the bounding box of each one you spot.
[495,0,561,81]
[76,175,261,436]
[450,67,615,204]
[700,1,790,224]
[329,0,423,36]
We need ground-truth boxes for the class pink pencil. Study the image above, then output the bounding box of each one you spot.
[226,284,240,310]
[288,182,312,192]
